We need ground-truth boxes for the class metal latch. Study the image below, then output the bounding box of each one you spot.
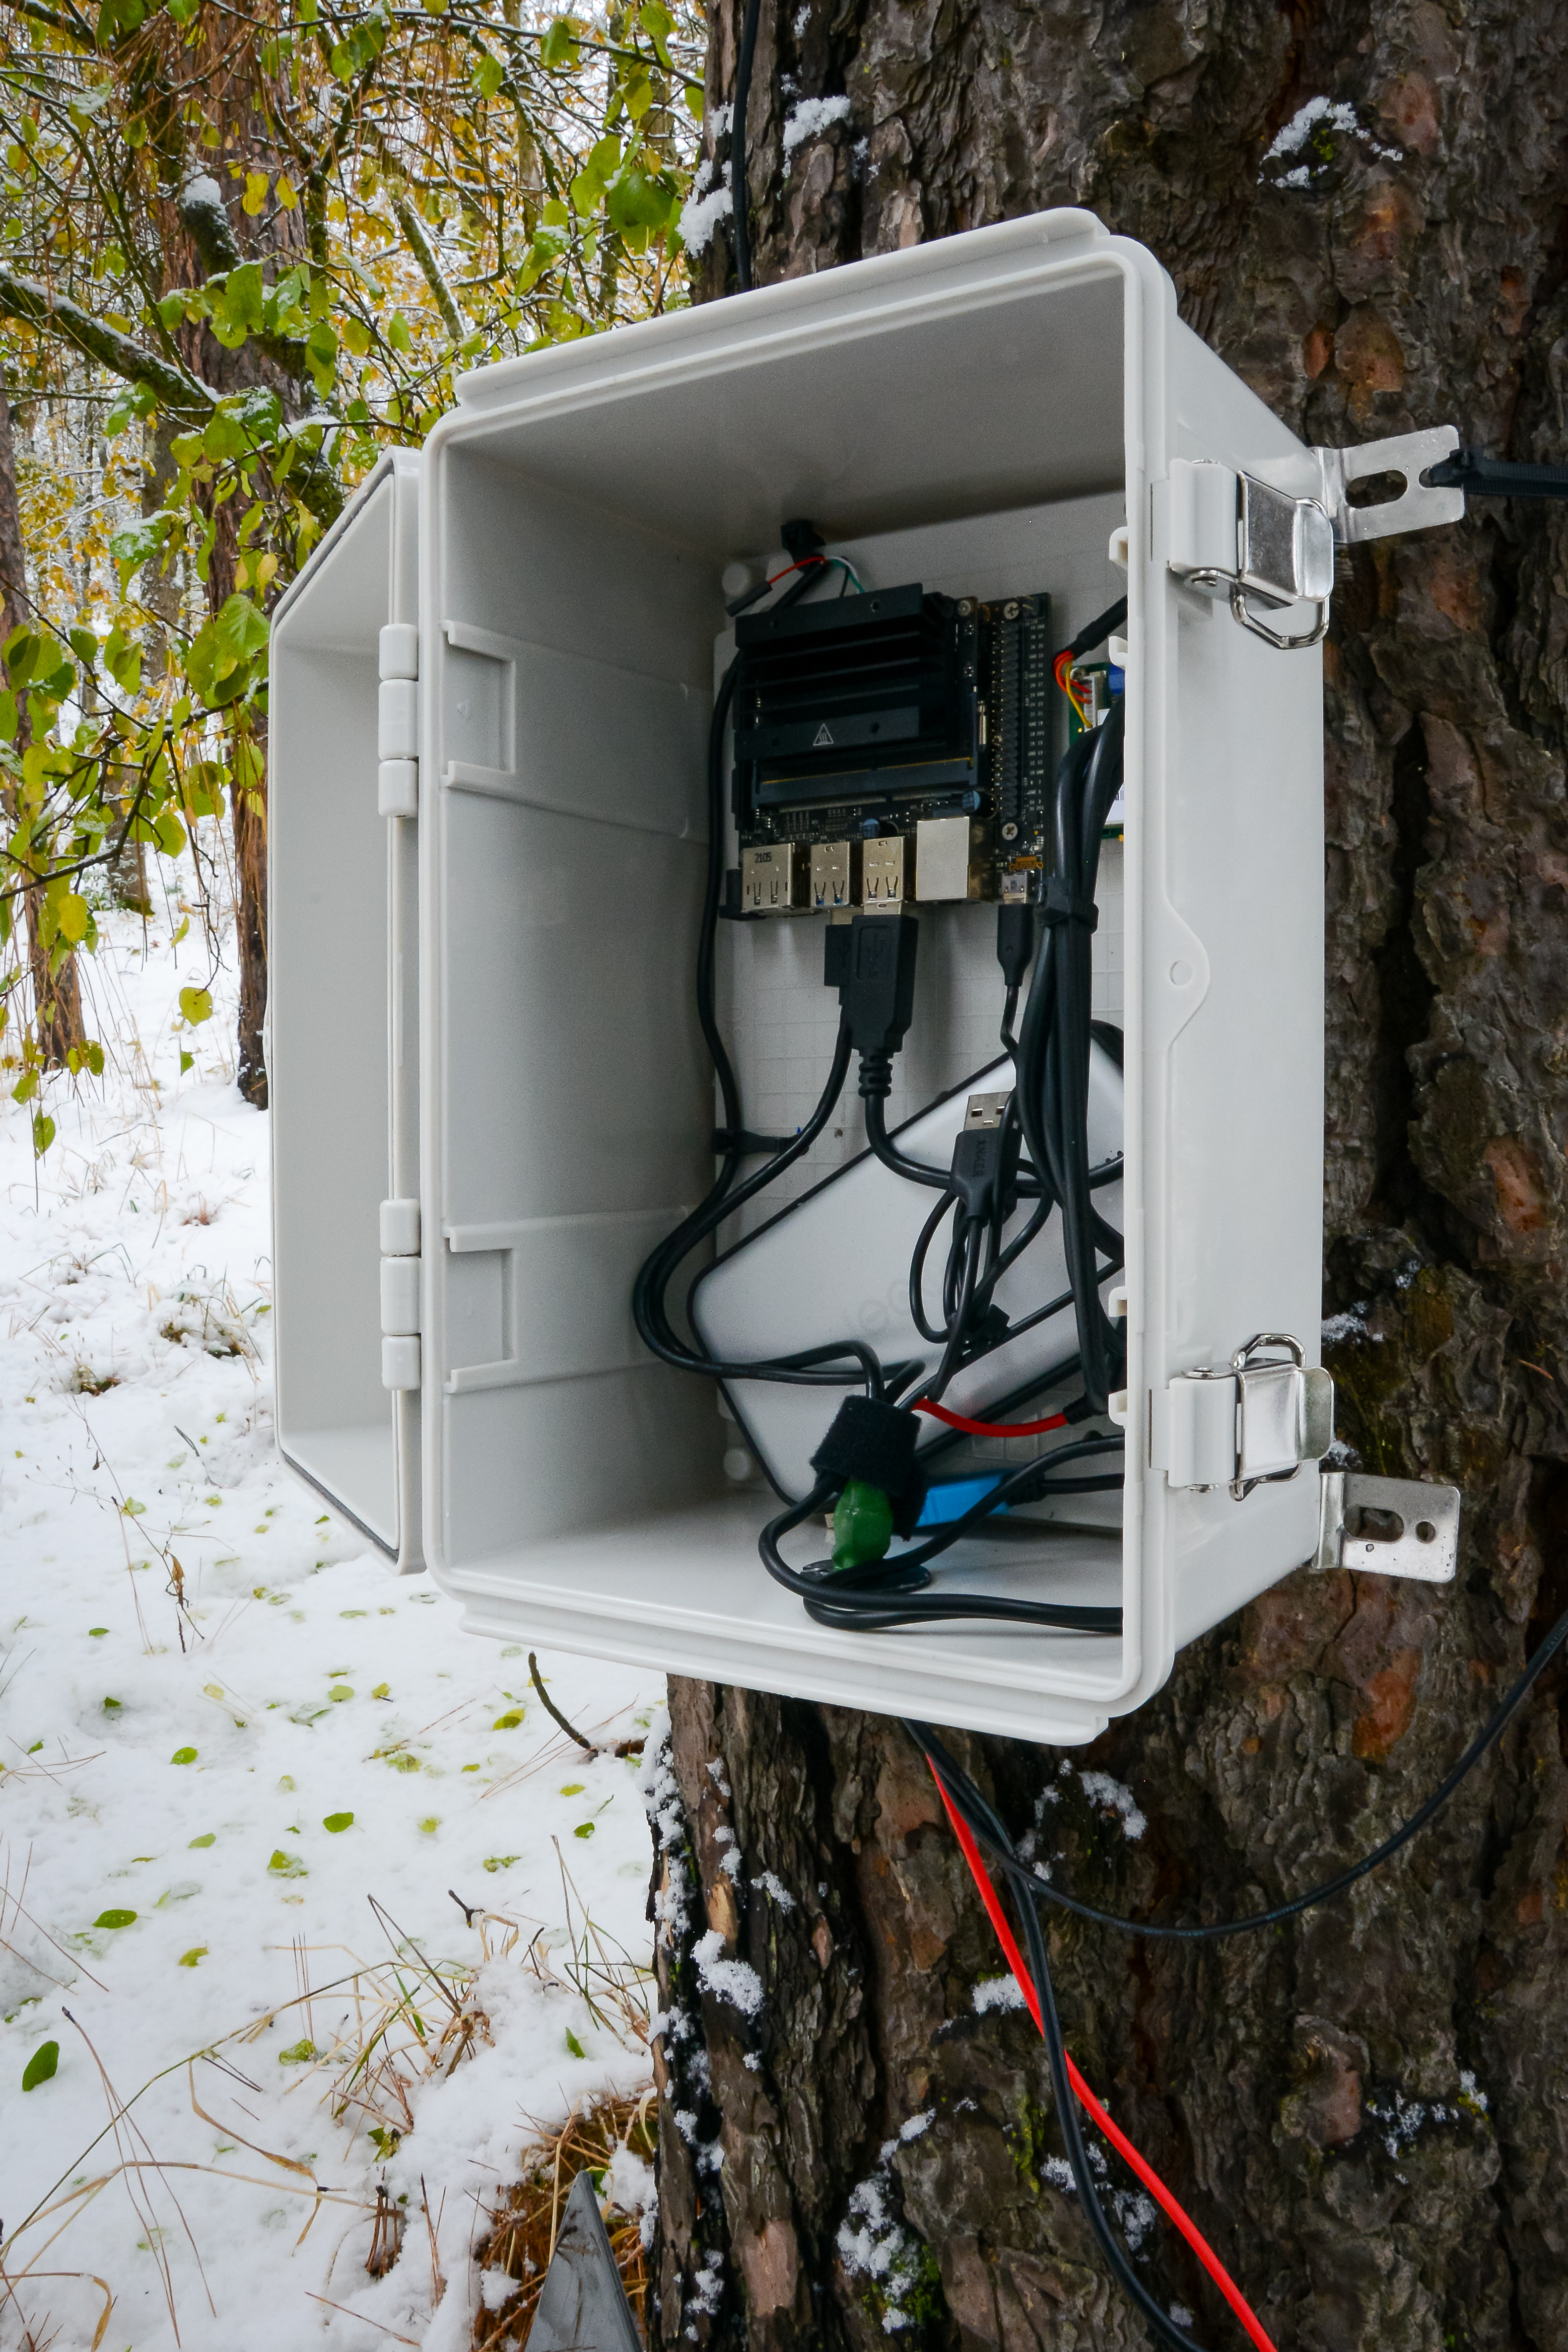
[1155,1332,1335,1498]
[1314,1471,1459,1583]
[1169,462,1336,650]
[1169,428,1468,652]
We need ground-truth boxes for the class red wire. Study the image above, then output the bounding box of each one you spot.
[916,1401,1068,1438]
[765,556,828,585]
[928,1765,1280,2352]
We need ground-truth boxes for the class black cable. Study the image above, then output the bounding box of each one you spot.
[1064,595,1128,663]
[862,1087,953,1190]
[759,1440,1126,1632]
[1425,448,1568,501]
[730,0,763,292]
[905,1720,1211,2352]
[914,1591,1568,1940]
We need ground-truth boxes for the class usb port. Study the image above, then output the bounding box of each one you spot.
[861,835,907,911]
[810,839,857,911]
[964,1092,1012,1132]
[741,842,807,914]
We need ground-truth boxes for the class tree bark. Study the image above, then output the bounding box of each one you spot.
[144,26,312,1109]
[0,380,83,1068]
[653,2,1568,2347]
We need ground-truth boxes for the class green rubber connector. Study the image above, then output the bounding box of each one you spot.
[831,1479,895,1572]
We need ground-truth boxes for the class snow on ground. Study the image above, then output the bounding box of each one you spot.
[0,892,661,2350]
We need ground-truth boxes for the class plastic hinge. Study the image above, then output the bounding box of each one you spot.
[380,1255,420,1337]
[382,1334,420,1391]
[378,761,418,819]
[1153,1333,1334,1499]
[380,1197,420,1255]
[1314,1471,1459,1583]
[378,677,418,761]
[379,622,418,680]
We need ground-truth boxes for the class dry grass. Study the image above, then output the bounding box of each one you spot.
[0,1870,656,2347]
[470,2091,656,2352]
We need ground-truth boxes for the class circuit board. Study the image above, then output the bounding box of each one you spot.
[729,583,1057,915]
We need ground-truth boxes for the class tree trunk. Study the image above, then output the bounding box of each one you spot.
[0,381,83,1069]
[653,3,1568,2347]
[147,31,311,1110]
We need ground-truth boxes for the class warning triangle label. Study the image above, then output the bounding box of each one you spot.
[813,723,835,748]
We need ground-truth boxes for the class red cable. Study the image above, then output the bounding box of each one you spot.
[916,1401,1068,1438]
[928,1765,1279,2352]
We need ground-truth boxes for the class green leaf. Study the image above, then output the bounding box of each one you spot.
[540,15,580,69]
[170,1746,198,1764]
[32,1113,55,1157]
[565,2028,586,2059]
[481,1854,519,1872]
[278,2037,318,2064]
[185,591,269,706]
[56,892,90,946]
[328,1683,352,1702]
[387,311,412,354]
[178,1945,207,1965]
[179,1049,195,1074]
[22,2038,59,2090]
[178,985,213,1026]
[606,165,681,242]
[189,1832,215,1847]
[573,1820,596,1839]
[493,1710,524,1729]
[102,1695,123,1710]
[94,1908,136,1929]
[103,624,143,692]
[268,1849,307,1877]
[322,1811,354,1833]
[471,48,503,97]
[103,380,157,438]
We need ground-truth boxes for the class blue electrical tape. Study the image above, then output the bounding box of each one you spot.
[916,1473,1007,1527]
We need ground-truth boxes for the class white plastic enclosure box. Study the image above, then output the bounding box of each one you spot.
[272,207,1332,1744]
[270,450,425,1572]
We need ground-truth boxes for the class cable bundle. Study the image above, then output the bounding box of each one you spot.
[631,562,1132,1631]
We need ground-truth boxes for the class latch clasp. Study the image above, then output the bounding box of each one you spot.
[1155,1332,1335,1498]
[1169,463,1335,650]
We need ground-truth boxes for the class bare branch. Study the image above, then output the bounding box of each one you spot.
[391,194,464,343]
[0,268,213,414]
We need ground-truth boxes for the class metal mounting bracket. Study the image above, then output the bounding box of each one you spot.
[1314,1470,1460,1583]
[1314,425,1465,547]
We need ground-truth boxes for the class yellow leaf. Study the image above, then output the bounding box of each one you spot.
[242,171,269,217]
[276,174,298,209]
[57,892,89,945]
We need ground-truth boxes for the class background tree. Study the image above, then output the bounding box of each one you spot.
[651,4,1568,2348]
[0,0,699,1118]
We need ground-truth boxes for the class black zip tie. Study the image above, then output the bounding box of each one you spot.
[1425,448,1568,501]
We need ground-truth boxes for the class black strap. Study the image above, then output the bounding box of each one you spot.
[1039,874,1098,931]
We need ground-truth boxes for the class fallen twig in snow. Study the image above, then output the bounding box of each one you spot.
[528,1651,645,1757]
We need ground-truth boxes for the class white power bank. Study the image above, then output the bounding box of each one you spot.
[690,1044,1123,1501]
